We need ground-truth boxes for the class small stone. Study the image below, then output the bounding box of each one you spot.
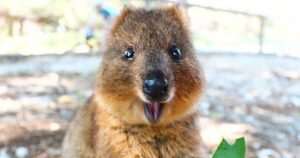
[257,148,280,158]
[0,148,10,158]
[58,95,73,105]
[15,147,28,158]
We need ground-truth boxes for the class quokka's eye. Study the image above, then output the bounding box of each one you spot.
[123,47,135,60]
[170,44,182,61]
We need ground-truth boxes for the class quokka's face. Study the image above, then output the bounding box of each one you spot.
[96,6,204,125]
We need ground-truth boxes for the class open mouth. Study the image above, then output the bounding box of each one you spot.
[143,102,163,122]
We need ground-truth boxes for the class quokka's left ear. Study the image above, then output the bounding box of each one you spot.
[162,5,189,27]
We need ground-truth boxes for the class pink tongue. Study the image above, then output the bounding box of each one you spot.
[144,102,161,122]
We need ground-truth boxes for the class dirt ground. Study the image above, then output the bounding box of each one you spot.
[0,53,299,158]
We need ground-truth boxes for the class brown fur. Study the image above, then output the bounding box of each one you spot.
[62,6,207,158]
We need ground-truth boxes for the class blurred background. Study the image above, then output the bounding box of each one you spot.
[0,0,299,158]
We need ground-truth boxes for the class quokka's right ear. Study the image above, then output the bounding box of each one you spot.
[121,5,134,14]
[110,5,134,34]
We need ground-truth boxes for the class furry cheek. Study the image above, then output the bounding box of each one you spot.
[95,78,147,125]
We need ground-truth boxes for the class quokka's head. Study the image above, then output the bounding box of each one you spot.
[95,6,205,126]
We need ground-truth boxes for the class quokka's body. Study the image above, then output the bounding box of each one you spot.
[62,6,207,158]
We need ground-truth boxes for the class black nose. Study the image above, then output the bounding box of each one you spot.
[143,70,169,101]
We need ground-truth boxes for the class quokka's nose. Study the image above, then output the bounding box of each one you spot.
[143,70,169,101]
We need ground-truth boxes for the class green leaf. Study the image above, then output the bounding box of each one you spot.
[212,137,246,158]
